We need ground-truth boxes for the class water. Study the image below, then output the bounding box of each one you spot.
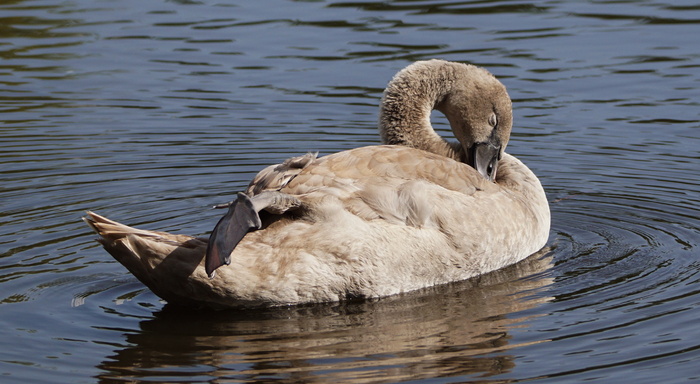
[1,0,699,382]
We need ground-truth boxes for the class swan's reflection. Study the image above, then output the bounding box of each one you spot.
[97,250,553,383]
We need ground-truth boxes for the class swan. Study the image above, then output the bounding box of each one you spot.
[84,59,550,309]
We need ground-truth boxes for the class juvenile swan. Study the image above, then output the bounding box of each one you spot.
[84,60,550,309]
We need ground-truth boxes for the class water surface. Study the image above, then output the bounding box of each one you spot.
[1,0,699,382]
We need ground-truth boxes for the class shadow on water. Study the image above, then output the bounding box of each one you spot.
[96,250,554,383]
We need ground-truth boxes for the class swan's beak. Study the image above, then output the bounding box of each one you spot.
[467,142,500,182]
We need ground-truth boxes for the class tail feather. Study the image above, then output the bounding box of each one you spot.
[83,211,211,307]
[83,211,192,246]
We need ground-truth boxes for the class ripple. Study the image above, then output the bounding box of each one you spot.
[535,161,700,379]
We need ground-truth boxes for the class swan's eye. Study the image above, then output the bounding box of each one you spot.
[488,113,498,127]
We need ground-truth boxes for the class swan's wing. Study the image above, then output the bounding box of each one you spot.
[276,145,500,227]
[207,146,495,278]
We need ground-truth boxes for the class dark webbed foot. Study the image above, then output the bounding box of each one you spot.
[205,191,302,277]
[205,193,259,277]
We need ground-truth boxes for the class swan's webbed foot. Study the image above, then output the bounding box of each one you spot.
[206,193,259,277]
[205,191,302,278]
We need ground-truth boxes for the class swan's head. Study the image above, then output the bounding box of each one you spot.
[379,59,513,182]
[436,65,513,182]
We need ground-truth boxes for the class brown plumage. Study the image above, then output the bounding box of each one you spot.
[84,59,550,309]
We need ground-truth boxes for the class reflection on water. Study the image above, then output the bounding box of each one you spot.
[1,0,699,382]
[97,252,553,383]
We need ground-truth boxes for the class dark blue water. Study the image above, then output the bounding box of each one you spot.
[1,0,699,382]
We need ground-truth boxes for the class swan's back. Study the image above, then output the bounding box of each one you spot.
[281,145,495,195]
[206,145,549,305]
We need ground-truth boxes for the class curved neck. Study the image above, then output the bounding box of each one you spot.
[378,61,465,162]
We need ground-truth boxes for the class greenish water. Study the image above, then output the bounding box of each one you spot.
[1,0,699,382]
